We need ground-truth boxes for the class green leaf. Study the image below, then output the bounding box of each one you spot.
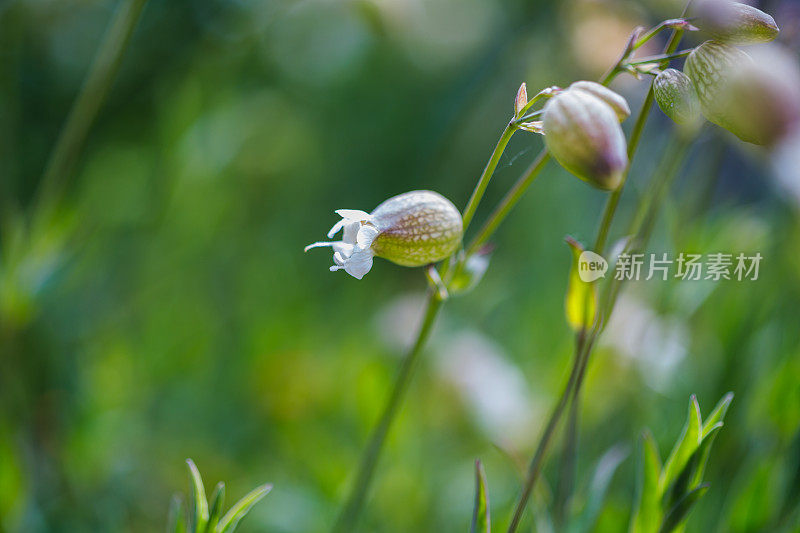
[216,483,272,533]
[658,484,709,533]
[570,444,628,533]
[701,392,733,437]
[691,423,723,488]
[470,460,491,533]
[186,459,210,532]
[206,482,226,533]
[168,494,187,533]
[631,430,662,533]
[659,396,701,494]
[564,237,598,333]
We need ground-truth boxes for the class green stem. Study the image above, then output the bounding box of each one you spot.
[515,87,560,119]
[624,49,692,67]
[505,336,593,533]
[505,19,690,532]
[461,123,517,232]
[32,0,148,230]
[466,151,550,255]
[332,293,444,533]
[593,88,654,255]
[513,109,543,125]
[633,19,693,50]
[594,24,686,255]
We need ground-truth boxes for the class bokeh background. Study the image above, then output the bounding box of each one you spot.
[1,0,800,531]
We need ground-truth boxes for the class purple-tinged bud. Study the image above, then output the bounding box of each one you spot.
[568,81,631,122]
[694,0,779,44]
[514,83,528,117]
[685,41,800,146]
[542,86,629,190]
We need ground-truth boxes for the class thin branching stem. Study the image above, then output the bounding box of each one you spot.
[466,150,550,255]
[332,293,444,533]
[461,123,518,232]
[505,15,691,532]
[624,48,692,66]
[32,0,149,231]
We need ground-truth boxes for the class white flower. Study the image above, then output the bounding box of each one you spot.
[304,209,381,280]
[305,191,463,280]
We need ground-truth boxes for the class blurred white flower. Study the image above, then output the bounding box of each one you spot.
[602,292,689,392]
[772,129,800,208]
[435,331,538,447]
[375,292,429,353]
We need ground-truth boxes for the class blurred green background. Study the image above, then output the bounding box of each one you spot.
[1,0,799,531]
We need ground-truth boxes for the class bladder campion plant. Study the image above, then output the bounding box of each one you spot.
[304,1,795,532]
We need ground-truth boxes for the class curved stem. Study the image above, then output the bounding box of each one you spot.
[624,49,692,67]
[32,0,149,230]
[593,20,687,255]
[332,293,444,533]
[505,16,690,532]
[466,151,550,255]
[461,123,517,232]
[505,334,595,533]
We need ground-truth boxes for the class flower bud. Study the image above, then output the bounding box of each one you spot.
[685,41,800,146]
[542,87,629,190]
[370,191,463,266]
[694,0,779,44]
[514,82,528,117]
[305,190,463,279]
[568,81,631,122]
[654,68,701,126]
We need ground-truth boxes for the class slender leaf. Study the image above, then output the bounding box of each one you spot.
[658,484,709,533]
[564,237,598,333]
[206,482,226,533]
[701,392,733,437]
[168,494,187,533]
[691,423,723,488]
[632,430,662,533]
[570,444,628,533]
[470,460,491,533]
[186,459,209,532]
[660,396,701,493]
[216,483,272,533]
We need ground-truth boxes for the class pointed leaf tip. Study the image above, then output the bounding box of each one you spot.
[470,460,490,533]
[186,459,210,530]
[216,483,272,533]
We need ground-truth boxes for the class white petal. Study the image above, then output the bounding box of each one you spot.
[341,221,363,244]
[357,225,380,248]
[343,249,374,280]
[332,242,355,258]
[335,209,371,220]
[332,251,347,266]
[327,218,348,239]
[304,241,336,252]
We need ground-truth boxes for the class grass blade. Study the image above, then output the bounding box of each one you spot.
[186,459,209,531]
[701,392,733,437]
[658,484,709,533]
[632,430,662,533]
[659,396,701,493]
[206,482,226,533]
[570,444,628,533]
[216,483,272,532]
[470,460,491,533]
[167,494,187,533]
